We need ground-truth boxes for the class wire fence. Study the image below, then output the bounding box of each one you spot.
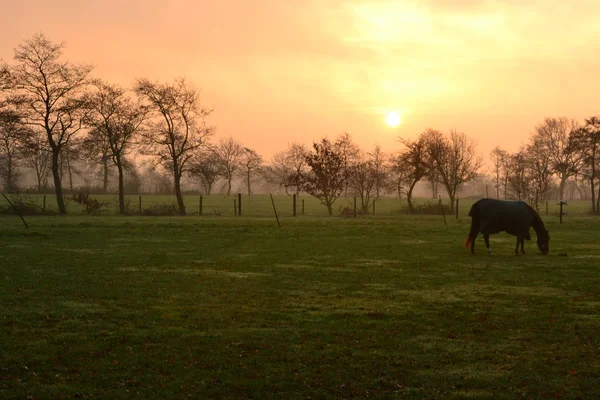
[0,192,593,220]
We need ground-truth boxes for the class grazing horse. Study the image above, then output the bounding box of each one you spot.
[464,198,550,255]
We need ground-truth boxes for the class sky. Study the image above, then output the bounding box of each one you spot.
[2,0,600,165]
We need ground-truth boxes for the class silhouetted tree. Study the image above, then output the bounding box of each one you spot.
[241,147,262,196]
[4,33,92,213]
[428,130,481,212]
[296,138,345,215]
[347,146,387,212]
[0,110,32,192]
[395,130,435,212]
[214,137,243,196]
[490,147,508,199]
[188,149,221,195]
[135,77,212,215]
[573,117,600,213]
[85,81,146,214]
[533,117,583,201]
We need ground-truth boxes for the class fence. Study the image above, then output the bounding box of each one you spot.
[0,192,592,220]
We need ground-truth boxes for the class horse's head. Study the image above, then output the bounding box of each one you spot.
[537,230,550,255]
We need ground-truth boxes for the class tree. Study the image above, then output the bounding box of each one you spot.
[336,132,360,196]
[213,137,243,196]
[490,147,508,199]
[135,78,212,215]
[573,117,600,213]
[80,128,112,192]
[525,140,554,210]
[296,138,345,215]
[241,147,262,196]
[5,33,92,213]
[188,149,221,195]
[0,110,30,192]
[395,130,436,212]
[347,146,387,212]
[22,130,52,192]
[507,148,529,201]
[533,117,583,201]
[428,130,481,212]
[85,81,146,214]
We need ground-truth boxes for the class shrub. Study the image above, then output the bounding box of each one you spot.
[0,193,47,215]
[142,203,180,216]
[71,191,109,215]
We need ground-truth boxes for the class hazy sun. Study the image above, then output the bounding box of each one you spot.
[386,111,401,127]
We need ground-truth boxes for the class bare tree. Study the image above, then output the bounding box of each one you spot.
[347,146,387,212]
[394,131,435,212]
[188,149,221,195]
[533,117,583,201]
[490,147,508,199]
[525,140,554,210]
[22,130,52,192]
[80,128,112,192]
[85,81,146,214]
[336,132,360,196]
[213,137,243,196]
[135,78,212,215]
[0,110,31,192]
[295,138,345,215]
[573,117,600,213]
[5,33,92,213]
[428,130,481,212]
[241,147,262,196]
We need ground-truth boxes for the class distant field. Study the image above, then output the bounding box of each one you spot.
[1,212,599,398]
[0,192,593,219]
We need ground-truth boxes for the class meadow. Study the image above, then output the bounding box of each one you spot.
[1,196,599,399]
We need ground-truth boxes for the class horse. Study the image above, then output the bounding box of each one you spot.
[464,198,550,255]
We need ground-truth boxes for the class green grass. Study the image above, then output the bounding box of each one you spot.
[1,213,599,399]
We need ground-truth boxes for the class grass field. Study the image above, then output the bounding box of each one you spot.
[1,205,599,398]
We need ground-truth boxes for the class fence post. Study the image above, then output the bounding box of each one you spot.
[199,195,203,216]
[234,199,237,216]
[138,195,142,216]
[293,194,296,217]
[302,199,305,216]
[238,193,242,216]
[372,200,375,215]
[353,197,357,218]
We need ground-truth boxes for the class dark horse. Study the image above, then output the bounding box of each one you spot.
[465,198,550,255]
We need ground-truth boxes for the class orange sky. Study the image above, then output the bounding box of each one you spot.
[2,0,600,165]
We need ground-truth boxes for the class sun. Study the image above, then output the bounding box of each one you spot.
[386,111,401,127]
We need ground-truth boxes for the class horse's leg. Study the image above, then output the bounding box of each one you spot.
[520,238,526,255]
[484,234,494,255]
[514,237,520,255]
[470,232,478,254]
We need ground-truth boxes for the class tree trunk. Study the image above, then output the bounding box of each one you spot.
[558,176,567,201]
[174,169,186,215]
[326,202,333,216]
[247,169,251,196]
[117,160,125,215]
[51,149,67,214]
[227,177,232,196]
[103,156,109,193]
[67,151,74,192]
[407,180,418,213]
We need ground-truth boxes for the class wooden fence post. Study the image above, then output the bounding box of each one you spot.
[138,195,142,216]
[293,194,296,217]
[238,193,242,216]
[43,195,46,213]
[199,195,203,216]
[372,200,375,215]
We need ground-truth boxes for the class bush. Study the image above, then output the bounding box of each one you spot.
[0,193,48,215]
[405,200,452,215]
[71,191,110,215]
[142,203,180,216]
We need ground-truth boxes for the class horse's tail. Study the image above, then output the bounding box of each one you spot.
[464,203,479,248]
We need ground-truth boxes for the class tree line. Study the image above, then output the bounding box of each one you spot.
[1,34,599,216]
